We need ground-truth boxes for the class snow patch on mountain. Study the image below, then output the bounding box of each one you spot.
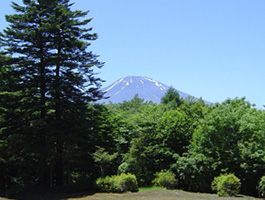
[143,76,167,90]
[104,78,124,92]
[98,76,211,104]
[99,76,198,104]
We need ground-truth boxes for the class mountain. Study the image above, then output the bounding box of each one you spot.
[98,76,194,104]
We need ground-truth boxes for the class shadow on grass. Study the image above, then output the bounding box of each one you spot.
[0,186,95,200]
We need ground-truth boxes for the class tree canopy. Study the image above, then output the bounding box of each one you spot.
[161,87,182,109]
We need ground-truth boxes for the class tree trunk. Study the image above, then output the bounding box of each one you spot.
[39,38,49,185]
[54,140,63,186]
[100,165,104,178]
[54,54,64,186]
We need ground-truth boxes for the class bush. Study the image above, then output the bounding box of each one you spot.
[211,173,241,196]
[152,170,177,189]
[96,176,113,192]
[120,173,138,192]
[95,173,138,193]
[258,176,265,197]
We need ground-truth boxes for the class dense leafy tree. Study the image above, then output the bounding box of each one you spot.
[116,94,153,113]
[95,97,265,196]
[93,147,117,177]
[110,100,165,186]
[106,95,155,155]
[182,98,265,195]
[237,108,265,195]
[158,109,192,156]
[171,152,213,192]
[192,99,250,167]
[109,96,209,187]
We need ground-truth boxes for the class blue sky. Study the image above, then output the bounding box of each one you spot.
[1,1,265,108]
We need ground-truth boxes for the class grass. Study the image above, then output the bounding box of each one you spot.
[138,186,164,191]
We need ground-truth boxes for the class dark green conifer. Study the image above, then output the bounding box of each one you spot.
[0,0,103,187]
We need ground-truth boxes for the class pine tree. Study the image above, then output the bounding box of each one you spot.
[0,0,103,187]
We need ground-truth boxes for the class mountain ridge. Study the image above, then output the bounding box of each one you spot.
[99,76,197,104]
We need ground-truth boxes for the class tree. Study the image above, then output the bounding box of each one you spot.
[161,87,182,109]
[93,147,117,177]
[0,54,14,189]
[188,98,265,195]
[116,103,170,186]
[0,0,103,188]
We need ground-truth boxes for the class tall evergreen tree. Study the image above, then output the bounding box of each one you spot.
[0,0,103,187]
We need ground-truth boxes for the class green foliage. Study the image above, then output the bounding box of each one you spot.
[117,94,152,113]
[0,0,104,189]
[171,153,213,192]
[93,147,117,165]
[211,173,241,197]
[118,162,130,174]
[158,109,192,155]
[152,170,177,189]
[96,176,113,193]
[188,98,265,195]
[161,87,182,109]
[93,147,117,177]
[96,173,138,193]
[258,176,265,197]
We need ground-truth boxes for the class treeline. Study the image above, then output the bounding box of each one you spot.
[97,94,265,197]
[2,79,265,197]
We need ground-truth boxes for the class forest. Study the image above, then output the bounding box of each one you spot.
[1,0,265,198]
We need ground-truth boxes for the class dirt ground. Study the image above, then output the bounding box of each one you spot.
[0,189,262,200]
[68,190,261,200]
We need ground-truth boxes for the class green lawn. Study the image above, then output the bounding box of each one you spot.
[138,186,164,191]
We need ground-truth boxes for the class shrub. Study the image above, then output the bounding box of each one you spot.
[95,173,138,193]
[152,170,177,189]
[120,173,138,192]
[211,173,241,197]
[96,176,113,192]
[258,176,265,197]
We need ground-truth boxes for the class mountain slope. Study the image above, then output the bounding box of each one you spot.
[99,76,192,104]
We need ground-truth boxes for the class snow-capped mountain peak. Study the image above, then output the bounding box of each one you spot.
[99,76,191,104]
